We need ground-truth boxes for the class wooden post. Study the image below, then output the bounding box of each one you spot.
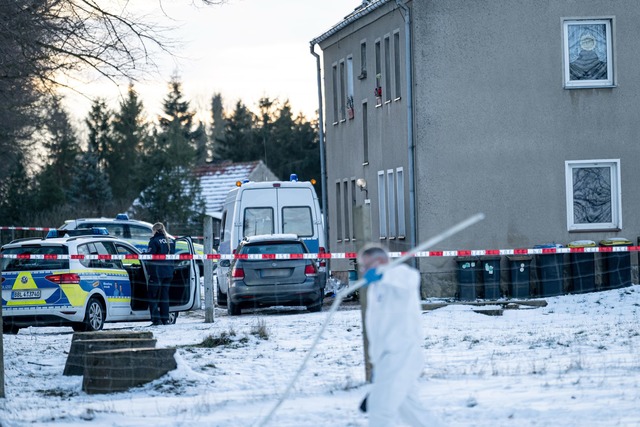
[353,200,373,382]
[203,216,215,323]
[0,294,4,398]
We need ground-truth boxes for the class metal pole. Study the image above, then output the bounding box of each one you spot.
[310,43,330,253]
[395,0,417,252]
[203,216,214,323]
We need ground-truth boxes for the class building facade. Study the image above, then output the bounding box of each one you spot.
[313,0,640,296]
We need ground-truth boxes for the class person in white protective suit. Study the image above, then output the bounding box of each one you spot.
[358,244,442,427]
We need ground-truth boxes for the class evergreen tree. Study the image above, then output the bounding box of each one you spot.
[270,101,320,184]
[0,153,33,224]
[217,100,260,162]
[133,76,204,234]
[110,84,151,205]
[86,98,113,171]
[209,93,226,161]
[35,96,80,209]
[68,150,113,216]
[194,121,208,165]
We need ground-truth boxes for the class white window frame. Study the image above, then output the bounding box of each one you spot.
[332,63,339,124]
[563,18,614,88]
[387,169,396,238]
[339,60,346,122]
[335,180,342,241]
[393,30,402,100]
[346,56,354,119]
[396,167,406,238]
[343,179,350,241]
[565,159,621,231]
[384,35,391,103]
[377,170,387,238]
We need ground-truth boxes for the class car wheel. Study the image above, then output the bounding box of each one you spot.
[307,291,324,313]
[75,297,105,332]
[2,323,20,335]
[307,299,323,313]
[167,311,179,325]
[227,300,241,316]
[217,287,227,306]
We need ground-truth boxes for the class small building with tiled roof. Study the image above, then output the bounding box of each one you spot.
[194,160,278,217]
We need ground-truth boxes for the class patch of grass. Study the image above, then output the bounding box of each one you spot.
[250,319,270,340]
[36,388,76,398]
[198,328,236,348]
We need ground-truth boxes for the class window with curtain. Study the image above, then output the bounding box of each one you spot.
[565,159,621,231]
[563,19,613,88]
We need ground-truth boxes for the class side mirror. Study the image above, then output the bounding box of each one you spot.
[219,259,231,268]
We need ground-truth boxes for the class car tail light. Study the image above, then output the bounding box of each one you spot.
[45,273,80,284]
[318,247,327,268]
[231,267,244,279]
[305,263,317,276]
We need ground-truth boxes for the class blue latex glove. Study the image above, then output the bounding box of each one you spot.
[362,268,383,286]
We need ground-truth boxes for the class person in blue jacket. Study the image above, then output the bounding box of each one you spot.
[147,222,175,325]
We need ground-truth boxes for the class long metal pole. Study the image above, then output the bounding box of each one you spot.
[396,0,416,251]
[310,43,329,252]
[257,213,485,426]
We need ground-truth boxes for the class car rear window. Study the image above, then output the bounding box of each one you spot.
[240,242,306,255]
[1,245,69,271]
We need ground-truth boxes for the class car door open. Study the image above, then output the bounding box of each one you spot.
[169,236,199,312]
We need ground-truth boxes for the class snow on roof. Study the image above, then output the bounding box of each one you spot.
[195,161,264,216]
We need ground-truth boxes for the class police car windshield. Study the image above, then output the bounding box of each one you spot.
[1,246,69,271]
[239,242,306,256]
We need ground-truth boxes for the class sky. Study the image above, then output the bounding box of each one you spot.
[62,0,355,124]
[2,286,640,426]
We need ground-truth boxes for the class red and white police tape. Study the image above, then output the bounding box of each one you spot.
[0,226,55,231]
[1,245,638,261]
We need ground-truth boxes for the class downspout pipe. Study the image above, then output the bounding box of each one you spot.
[310,43,330,253]
[395,0,417,251]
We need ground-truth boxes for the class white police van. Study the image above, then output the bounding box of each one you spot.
[216,176,326,305]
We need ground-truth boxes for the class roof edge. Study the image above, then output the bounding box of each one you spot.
[310,0,392,47]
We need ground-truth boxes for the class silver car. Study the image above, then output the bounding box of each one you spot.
[222,234,323,316]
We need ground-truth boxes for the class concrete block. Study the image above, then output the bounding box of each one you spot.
[64,337,157,376]
[83,348,177,394]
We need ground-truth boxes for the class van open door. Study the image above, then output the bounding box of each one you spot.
[169,236,200,312]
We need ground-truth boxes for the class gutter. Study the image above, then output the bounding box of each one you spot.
[395,0,417,251]
[310,43,330,252]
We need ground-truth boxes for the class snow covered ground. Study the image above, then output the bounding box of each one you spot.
[2,286,640,427]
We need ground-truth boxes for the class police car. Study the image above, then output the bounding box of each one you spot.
[58,214,208,271]
[1,229,200,334]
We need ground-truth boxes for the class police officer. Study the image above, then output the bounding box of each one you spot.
[147,222,174,325]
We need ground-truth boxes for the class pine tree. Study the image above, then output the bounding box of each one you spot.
[217,100,260,162]
[194,121,208,165]
[132,76,204,235]
[110,84,151,205]
[35,96,80,209]
[68,150,113,216]
[86,98,113,171]
[209,93,226,161]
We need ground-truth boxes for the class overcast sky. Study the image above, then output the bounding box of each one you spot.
[62,0,355,124]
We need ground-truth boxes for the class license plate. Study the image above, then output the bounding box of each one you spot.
[261,268,291,278]
[12,290,42,299]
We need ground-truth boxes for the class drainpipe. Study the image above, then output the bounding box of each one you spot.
[310,43,330,252]
[395,0,417,251]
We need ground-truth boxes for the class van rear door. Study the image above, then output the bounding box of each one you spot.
[276,186,320,252]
